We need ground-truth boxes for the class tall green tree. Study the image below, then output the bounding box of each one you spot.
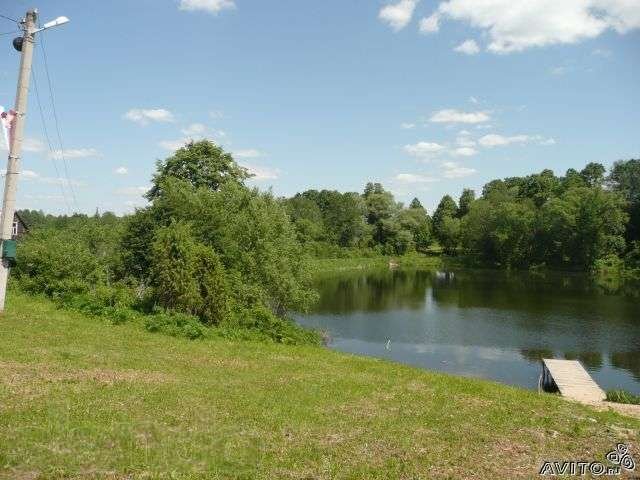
[608,159,640,244]
[433,195,458,247]
[147,140,251,199]
[580,162,606,188]
[457,189,476,218]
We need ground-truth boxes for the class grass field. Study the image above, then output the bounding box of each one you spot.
[310,254,443,275]
[1,291,638,479]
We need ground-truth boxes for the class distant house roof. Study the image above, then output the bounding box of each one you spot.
[12,211,29,240]
[13,211,29,232]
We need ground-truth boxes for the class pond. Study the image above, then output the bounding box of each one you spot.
[294,267,640,394]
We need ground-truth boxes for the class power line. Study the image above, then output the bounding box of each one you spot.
[37,31,79,211]
[0,13,18,23]
[32,65,72,214]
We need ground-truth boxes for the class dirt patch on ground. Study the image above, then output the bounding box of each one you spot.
[0,360,175,400]
[597,401,640,419]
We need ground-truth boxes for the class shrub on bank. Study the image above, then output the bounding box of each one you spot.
[606,389,640,405]
[144,311,206,340]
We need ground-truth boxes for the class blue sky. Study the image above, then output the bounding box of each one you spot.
[0,0,638,215]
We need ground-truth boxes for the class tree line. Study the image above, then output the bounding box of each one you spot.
[12,141,639,339]
[284,159,639,273]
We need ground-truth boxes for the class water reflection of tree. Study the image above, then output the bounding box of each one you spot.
[610,352,640,381]
[563,352,603,369]
[430,269,638,326]
[314,269,431,313]
[520,349,605,370]
[520,348,554,363]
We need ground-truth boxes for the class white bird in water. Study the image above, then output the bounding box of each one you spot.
[385,339,391,350]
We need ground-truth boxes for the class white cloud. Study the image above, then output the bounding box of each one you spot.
[478,133,530,147]
[442,161,476,178]
[395,173,439,183]
[241,164,279,181]
[469,96,479,104]
[426,0,640,53]
[2,168,84,187]
[159,138,189,151]
[209,110,224,119]
[23,138,45,153]
[404,141,446,158]
[550,66,569,76]
[453,146,477,156]
[233,149,263,159]
[160,130,227,152]
[401,122,416,129]
[181,123,207,136]
[124,199,147,208]
[179,0,236,14]
[430,109,490,124]
[454,39,480,55]
[379,0,418,31]
[114,166,128,175]
[39,176,84,187]
[23,194,65,202]
[49,148,100,160]
[116,186,149,196]
[456,135,476,147]
[1,169,39,178]
[124,108,174,126]
[478,133,555,147]
[0,137,44,153]
[419,13,440,33]
[592,48,612,57]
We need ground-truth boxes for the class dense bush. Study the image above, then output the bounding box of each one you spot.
[14,141,320,345]
[144,311,206,340]
[149,221,229,325]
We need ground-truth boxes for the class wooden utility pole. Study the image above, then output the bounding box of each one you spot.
[0,9,37,312]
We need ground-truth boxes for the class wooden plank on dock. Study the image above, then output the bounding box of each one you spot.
[542,359,606,404]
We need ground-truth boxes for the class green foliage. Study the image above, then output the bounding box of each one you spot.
[458,167,630,270]
[56,293,136,325]
[149,221,203,317]
[433,195,459,252]
[439,216,461,256]
[462,198,536,267]
[580,162,606,187]
[608,159,640,245]
[14,215,124,298]
[122,142,318,339]
[457,189,476,218]
[224,305,322,345]
[397,207,432,252]
[606,389,640,405]
[539,186,627,269]
[144,311,206,340]
[12,150,640,346]
[147,140,251,199]
[285,182,432,257]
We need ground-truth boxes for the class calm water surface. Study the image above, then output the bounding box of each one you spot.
[294,268,640,393]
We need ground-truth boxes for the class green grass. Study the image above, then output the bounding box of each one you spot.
[1,292,638,479]
[607,389,640,405]
[311,253,443,274]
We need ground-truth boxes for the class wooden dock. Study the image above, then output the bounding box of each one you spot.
[541,359,606,404]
